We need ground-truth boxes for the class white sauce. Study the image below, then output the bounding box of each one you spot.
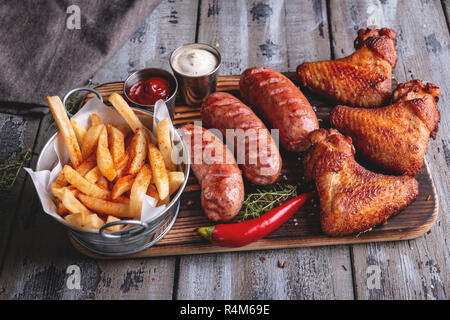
[172,48,218,77]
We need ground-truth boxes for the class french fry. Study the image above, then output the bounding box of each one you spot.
[107,125,125,166]
[76,155,97,176]
[51,182,65,200]
[81,124,103,159]
[57,201,69,215]
[97,176,109,190]
[168,171,185,196]
[97,126,116,181]
[129,164,152,218]
[108,93,145,133]
[78,194,133,218]
[46,96,83,168]
[105,216,122,232]
[61,189,91,223]
[54,170,68,186]
[63,165,110,199]
[90,113,102,126]
[111,175,135,199]
[84,166,102,183]
[70,118,87,145]
[146,184,159,201]
[112,195,130,204]
[83,214,105,231]
[157,118,176,171]
[64,213,83,229]
[148,142,169,200]
[127,128,147,175]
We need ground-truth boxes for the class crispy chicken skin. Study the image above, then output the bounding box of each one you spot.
[297,28,397,108]
[304,129,418,236]
[330,80,440,176]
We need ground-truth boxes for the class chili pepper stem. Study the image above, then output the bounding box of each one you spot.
[197,226,215,241]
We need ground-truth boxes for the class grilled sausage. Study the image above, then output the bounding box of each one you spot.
[239,67,319,152]
[178,124,244,222]
[201,92,282,185]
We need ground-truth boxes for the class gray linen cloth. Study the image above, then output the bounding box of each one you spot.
[0,0,161,114]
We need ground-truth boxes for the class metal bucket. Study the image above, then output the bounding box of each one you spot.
[36,105,190,256]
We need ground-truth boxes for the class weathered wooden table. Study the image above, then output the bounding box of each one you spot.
[0,0,448,300]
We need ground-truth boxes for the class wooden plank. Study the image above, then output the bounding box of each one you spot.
[0,113,41,270]
[329,0,449,299]
[175,0,355,300]
[0,0,198,300]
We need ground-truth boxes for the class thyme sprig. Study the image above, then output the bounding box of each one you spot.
[240,184,298,221]
[0,147,34,193]
[65,80,100,116]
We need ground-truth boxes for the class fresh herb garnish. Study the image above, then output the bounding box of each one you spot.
[65,80,100,116]
[0,147,34,193]
[240,184,297,221]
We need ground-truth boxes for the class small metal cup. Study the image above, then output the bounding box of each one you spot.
[123,68,178,119]
[169,43,221,106]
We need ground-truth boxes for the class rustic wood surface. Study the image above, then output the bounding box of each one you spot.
[0,0,448,300]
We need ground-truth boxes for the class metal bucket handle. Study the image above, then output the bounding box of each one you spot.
[62,87,103,116]
[99,220,149,239]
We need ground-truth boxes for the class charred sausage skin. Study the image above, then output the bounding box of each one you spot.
[239,67,319,152]
[201,92,282,185]
[178,124,244,222]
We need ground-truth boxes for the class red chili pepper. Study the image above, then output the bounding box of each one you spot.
[197,191,314,248]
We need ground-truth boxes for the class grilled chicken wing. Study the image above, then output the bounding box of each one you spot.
[330,80,440,176]
[304,129,418,236]
[297,28,397,107]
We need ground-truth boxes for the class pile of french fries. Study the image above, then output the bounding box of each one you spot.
[46,93,185,232]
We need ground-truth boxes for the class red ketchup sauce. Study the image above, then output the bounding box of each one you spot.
[128,77,170,105]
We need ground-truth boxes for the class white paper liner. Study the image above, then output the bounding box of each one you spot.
[25,97,178,233]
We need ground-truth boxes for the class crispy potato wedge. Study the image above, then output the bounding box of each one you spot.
[107,124,125,166]
[157,118,176,171]
[148,142,169,200]
[97,126,117,181]
[108,93,145,133]
[76,155,97,176]
[78,194,133,218]
[146,184,159,201]
[81,124,103,159]
[97,176,109,190]
[168,171,185,196]
[127,128,147,175]
[129,164,152,218]
[47,96,83,168]
[51,181,66,200]
[90,113,102,126]
[112,195,130,204]
[84,166,102,183]
[54,170,68,186]
[70,118,87,146]
[111,175,135,199]
[105,215,122,232]
[63,165,110,199]
[64,213,84,229]
[61,188,91,222]
[83,213,105,231]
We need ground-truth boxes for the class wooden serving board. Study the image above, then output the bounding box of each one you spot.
[70,73,439,259]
